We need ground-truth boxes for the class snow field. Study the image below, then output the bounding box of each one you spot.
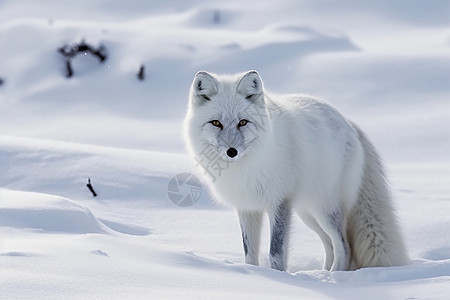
[1,0,450,299]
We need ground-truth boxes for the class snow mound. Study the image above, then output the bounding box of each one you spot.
[0,189,108,234]
[0,136,200,205]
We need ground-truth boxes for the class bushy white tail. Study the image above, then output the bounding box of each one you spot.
[347,125,409,268]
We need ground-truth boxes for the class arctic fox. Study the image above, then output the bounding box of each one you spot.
[183,70,409,271]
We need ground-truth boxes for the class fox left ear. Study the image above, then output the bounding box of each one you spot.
[237,70,263,100]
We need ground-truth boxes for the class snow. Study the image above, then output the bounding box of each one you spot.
[1,0,450,298]
[0,189,108,233]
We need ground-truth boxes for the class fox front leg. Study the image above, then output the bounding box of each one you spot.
[237,210,263,266]
[268,200,291,271]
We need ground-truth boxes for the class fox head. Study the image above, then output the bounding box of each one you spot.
[184,70,272,170]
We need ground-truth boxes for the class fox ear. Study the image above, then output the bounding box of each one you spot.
[237,70,263,100]
[191,71,219,104]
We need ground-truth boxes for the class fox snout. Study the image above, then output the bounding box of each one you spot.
[215,123,245,160]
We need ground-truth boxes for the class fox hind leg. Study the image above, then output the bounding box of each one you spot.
[321,210,351,271]
[301,214,334,270]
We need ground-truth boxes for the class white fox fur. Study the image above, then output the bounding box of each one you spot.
[183,70,409,271]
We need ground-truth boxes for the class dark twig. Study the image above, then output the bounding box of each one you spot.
[65,60,73,78]
[137,64,145,81]
[58,40,108,78]
[86,178,98,197]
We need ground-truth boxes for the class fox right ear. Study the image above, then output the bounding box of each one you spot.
[191,71,219,104]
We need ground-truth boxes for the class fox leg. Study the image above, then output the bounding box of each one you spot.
[268,200,291,271]
[238,210,263,266]
[320,209,351,271]
[302,214,334,270]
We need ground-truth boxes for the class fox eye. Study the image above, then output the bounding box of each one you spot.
[238,119,248,127]
[210,120,223,129]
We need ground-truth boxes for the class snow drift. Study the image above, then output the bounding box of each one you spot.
[0,189,107,233]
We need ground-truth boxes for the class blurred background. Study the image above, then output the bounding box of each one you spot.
[1,0,449,163]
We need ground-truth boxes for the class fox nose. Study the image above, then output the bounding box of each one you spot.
[226,147,238,158]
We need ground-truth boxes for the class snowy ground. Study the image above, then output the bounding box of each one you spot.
[1,1,450,299]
